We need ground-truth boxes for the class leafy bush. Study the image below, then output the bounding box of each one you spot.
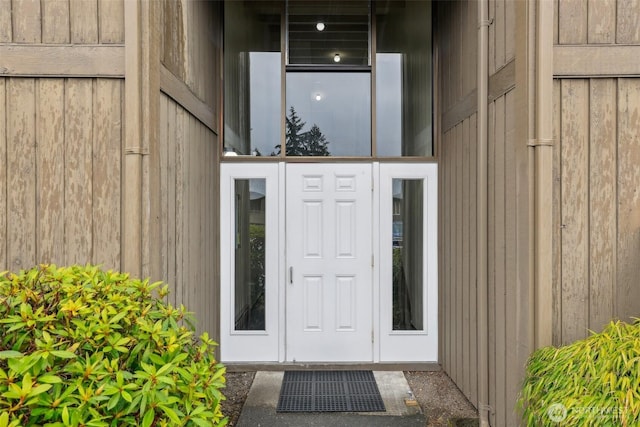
[518,319,640,426]
[0,264,227,427]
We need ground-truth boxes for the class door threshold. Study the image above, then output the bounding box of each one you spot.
[224,362,441,372]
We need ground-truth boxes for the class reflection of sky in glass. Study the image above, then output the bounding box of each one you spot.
[250,52,281,156]
[286,73,371,156]
[376,53,402,156]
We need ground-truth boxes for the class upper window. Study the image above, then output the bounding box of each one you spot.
[223,0,432,158]
[287,0,370,66]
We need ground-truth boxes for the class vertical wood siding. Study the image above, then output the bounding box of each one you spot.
[555,0,640,44]
[157,0,220,341]
[0,77,123,271]
[160,0,219,123]
[1,0,124,44]
[158,93,218,337]
[553,0,640,345]
[553,78,640,344]
[438,2,526,425]
[441,115,479,408]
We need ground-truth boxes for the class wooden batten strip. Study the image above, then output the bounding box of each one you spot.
[0,45,124,77]
[554,45,640,77]
[442,59,515,133]
[159,65,217,134]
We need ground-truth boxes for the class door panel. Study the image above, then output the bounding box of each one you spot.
[286,164,373,362]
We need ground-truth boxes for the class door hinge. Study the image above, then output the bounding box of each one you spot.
[371,255,374,267]
[371,330,374,343]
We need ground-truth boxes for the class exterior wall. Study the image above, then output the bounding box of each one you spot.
[438,0,480,409]
[0,0,222,340]
[157,0,221,337]
[438,1,528,426]
[552,0,640,345]
[0,77,123,271]
[0,0,125,274]
[159,93,218,337]
[0,0,124,44]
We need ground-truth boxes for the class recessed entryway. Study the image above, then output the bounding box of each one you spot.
[220,162,437,363]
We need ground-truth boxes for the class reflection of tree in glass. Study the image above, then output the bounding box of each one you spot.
[272,106,330,156]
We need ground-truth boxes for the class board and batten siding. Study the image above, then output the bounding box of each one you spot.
[438,1,527,426]
[0,0,124,44]
[0,77,123,271]
[552,0,640,346]
[158,93,219,338]
[157,0,221,338]
[553,78,640,344]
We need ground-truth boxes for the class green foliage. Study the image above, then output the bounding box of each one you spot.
[0,264,227,426]
[274,106,331,156]
[518,319,640,426]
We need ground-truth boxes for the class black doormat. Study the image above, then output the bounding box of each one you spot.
[276,370,386,412]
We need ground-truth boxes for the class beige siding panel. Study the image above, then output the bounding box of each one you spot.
[0,0,11,42]
[617,78,640,320]
[444,130,453,375]
[446,130,453,374]
[553,0,559,45]
[161,0,186,82]
[493,95,507,427]
[99,0,124,43]
[552,80,563,345]
[489,0,496,74]
[0,79,6,267]
[505,0,515,63]
[504,90,518,427]
[462,118,470,398]
[455,123,463,384]
[487,99,496,427]
[42,0,71,44]
[70,0,98,43]
[92,79,122,269]
[12,0,42,43]
[36,79,65,264]
[159,95,170,303]
[167,99,178,307]
[617,0,640,44]
[495,0,505,71]
[468,112,478,407]
[558,0,587,44]
[587,0,615,44]
[560,79,589,344]
[7,78,37,269]
[175,105,185,312]
[588,79,616,332]
[64,80,94,265]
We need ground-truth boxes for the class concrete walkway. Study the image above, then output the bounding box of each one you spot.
[237,371,426,426]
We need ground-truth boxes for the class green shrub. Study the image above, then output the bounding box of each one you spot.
[0,264,227,427]
[518,319,640,426]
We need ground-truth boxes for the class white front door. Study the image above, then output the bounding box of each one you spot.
[285,164,373,362]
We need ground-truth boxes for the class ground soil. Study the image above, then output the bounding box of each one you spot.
[221,370,478,426]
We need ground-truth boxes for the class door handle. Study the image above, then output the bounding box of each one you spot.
[289,266,293,284]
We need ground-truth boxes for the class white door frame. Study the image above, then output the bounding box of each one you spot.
[220,162,437,363]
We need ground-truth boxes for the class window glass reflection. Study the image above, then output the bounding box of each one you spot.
[224,1,281,156]
[234,179,266,330]
[392,179,424,330]
[285,72,371,156]
[376,1,432,156]
[288,0,369,66]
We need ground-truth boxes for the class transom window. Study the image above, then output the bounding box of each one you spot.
[223,0,432,158]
